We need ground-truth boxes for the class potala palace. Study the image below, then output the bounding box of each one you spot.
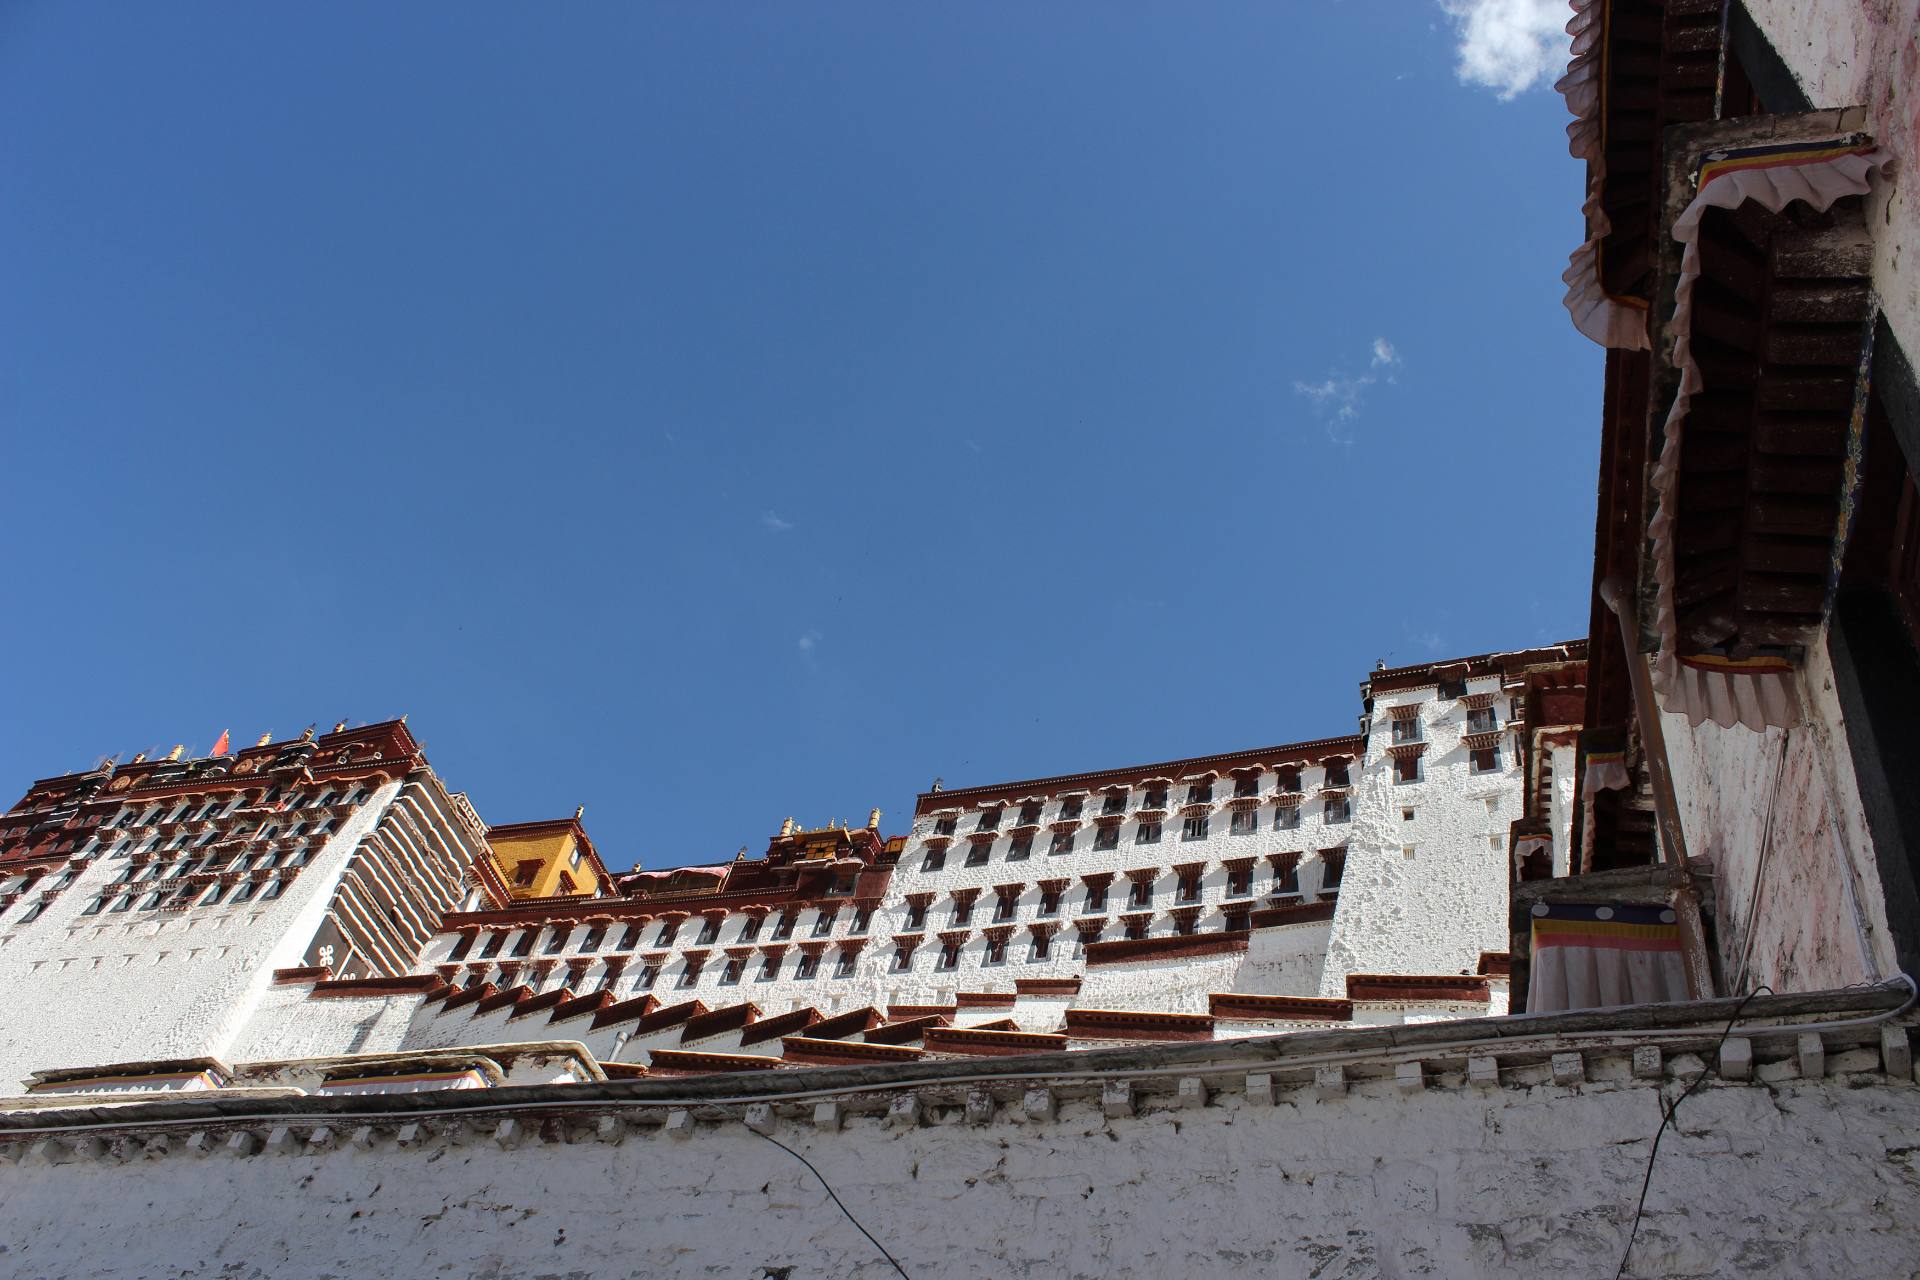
[5,1,1920,1274]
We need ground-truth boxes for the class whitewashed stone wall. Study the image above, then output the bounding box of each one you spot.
[3,1053,1916,1278]
[1319,679,1518,994]
[1744,0,1920,358]
[0,780,403,1090]
[1230,919,1331,996]
[225,983,422,1063]
[1075,951,1247,1016]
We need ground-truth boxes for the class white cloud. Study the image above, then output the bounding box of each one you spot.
[1293,375,1370,423]
[1294,337,1403,443]
[798,631,820,653]
[1438,0,1571,100]
[760,511,793,533]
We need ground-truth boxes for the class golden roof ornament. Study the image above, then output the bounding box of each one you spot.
[779,817,795,837]
[256,731,274,747]
[868,807,881,830]
[574,804,586,821]
[332,720,348,734]
[165,744,184,762]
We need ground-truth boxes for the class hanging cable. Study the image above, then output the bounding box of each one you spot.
[1614,985,1774,1280]
[751,1129,911,1279]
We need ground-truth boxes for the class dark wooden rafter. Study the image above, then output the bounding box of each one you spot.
[1672,198,1874,653]
[1595,0,1724,300]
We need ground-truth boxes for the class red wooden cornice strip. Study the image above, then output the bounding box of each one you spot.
[921,1027,1068,1056]
[1083,931,1250,967]
[1248,900,1337,929]
[737,1006,822,1048]
[1064,1008,1216,1041]
[802,1007,883,1041]
[310,974,446,999]
[864,1014,949,1045]
[476,984,533,1016]
[628,999,708,1035]
[1345,973,1492,1003]
[681,1002,762,1042]
[588,993,660,1031]
[547,989,616,1025]
[781,1036,923,1065]
[271,965,333,985]
[645,1049,783,1075]
[1208,992,1355,1022]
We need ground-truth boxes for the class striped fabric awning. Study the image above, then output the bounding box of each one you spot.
[1526,902,1687,1013]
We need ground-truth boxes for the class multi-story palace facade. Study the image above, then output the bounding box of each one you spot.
[0,644,1578,1086]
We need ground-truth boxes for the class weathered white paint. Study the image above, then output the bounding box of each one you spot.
[1231,919,1331,996]
[225,982,423,1063]
[3,1052,1915,1278]
[1318,682,1516,995]
[1076,951,1247,1016]
[1662,641,1898,994]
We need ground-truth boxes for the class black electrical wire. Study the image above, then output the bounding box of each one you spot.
[1614,985,1773,1280]
[752,1128,912,1278]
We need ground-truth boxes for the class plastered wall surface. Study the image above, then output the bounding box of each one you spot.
[1318,684,1515,996]
[1075,951,1246,1015]
[1662,642,1898,994]
[3,1068,1917,1279]
[224,984,421,1063]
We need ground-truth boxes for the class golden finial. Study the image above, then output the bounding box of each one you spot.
[779,817,795,837]
[256,731,273,747]
[867,807,881,830]
[165,744,184,762]
[332,720,348,734]
[300,724,315,742]
[574,804,585,822]
[130,751,148,764]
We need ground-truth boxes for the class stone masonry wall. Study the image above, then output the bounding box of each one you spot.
[3,1042,1917,1279]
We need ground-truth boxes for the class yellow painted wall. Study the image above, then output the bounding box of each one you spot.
[488,830,598,900]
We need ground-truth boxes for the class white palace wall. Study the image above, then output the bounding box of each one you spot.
[4,1031,1917,1280]
[1319,681,1517,994]
[0,780,403,1089]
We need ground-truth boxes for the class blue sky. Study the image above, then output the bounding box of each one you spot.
[0,3,1592,870]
